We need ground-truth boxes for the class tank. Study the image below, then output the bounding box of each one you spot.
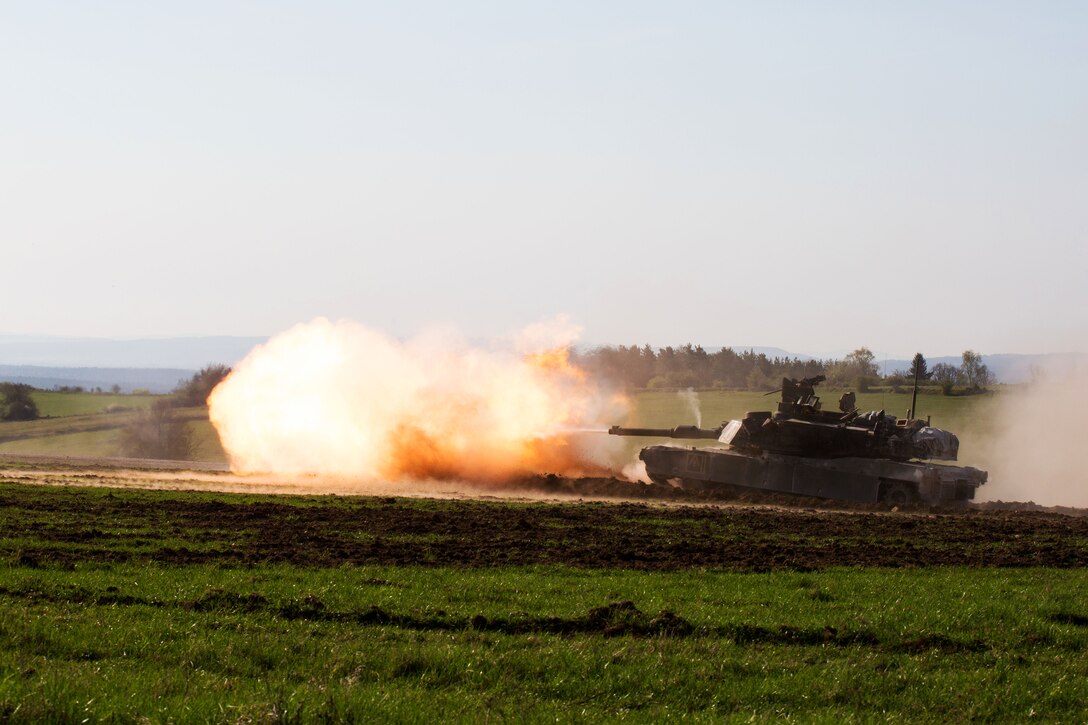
[609,376,987,505]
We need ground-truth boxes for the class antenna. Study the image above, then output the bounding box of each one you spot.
[909,355,921,420]
[881,352,887,412]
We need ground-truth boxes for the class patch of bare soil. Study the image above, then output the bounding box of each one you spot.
[1,463,1086,571]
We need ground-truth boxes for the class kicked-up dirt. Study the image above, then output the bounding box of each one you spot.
[0,456,1086,571]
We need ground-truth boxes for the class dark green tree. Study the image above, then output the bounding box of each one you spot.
[931,363,959,395]
[173,364,232,407]
[0,383,40,421]
[573,344,828,390]
[908,353,931,381]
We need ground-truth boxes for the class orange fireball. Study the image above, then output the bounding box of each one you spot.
[208,318,626,482]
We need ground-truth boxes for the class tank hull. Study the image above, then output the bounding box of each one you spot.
[640,445,987,505]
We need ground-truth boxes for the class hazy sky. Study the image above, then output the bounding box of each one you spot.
[2,1,1085,356]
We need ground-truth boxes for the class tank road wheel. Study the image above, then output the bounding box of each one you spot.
[880,481,917,506]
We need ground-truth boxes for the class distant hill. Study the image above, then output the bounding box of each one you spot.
[0,335,265,369]
[0,365,196,394]
[0,335,266,393]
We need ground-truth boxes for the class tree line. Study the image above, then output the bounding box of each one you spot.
[570,345,824,391]
[571,346,996,395]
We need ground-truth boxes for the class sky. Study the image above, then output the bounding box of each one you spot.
[1,1,1085,357]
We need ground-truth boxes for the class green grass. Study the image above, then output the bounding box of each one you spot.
[0,387,1063,721]
[0,406,224,463]
[187,418,227,462]
[0,410,141,444]
[31,391,159,418]
[0,428,125,458]
[0,563,1084,721]
[0,480,1079,721]
[0,391,161,459]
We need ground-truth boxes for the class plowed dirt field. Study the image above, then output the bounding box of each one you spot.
[2,455,1086,571]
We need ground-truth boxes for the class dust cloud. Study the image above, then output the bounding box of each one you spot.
[981,371,1088,507]
[207,318,630,484]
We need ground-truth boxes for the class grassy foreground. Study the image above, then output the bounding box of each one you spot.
[0,564,1084,721]
[0,482,1083,721]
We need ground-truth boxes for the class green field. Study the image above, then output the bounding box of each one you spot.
[2,564,1084,721]
[0,391,226,462]
[0,482,1083,721]
[31,391,160,418]
[0,416,225,462]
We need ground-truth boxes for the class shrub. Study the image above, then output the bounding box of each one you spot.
[119,400,193,460]
[931,363,959,396]
[0,383,40,421]
[174,365,232,407]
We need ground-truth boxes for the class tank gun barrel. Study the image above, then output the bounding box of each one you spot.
[608,424,724,439]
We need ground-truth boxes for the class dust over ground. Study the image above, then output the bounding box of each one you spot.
[1,453,1084,515]
[2,454,1087,571]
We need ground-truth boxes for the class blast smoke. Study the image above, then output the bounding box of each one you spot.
[678,388,702,428]
[208,318,628,482]
[980,370,1088,507]
[622,459,651,485]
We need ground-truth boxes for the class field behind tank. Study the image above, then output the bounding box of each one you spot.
[0,480,1086,721]
[0,387,999,471]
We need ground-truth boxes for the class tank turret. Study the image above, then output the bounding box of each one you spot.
[727,376,960,462]
[611,376,960,462]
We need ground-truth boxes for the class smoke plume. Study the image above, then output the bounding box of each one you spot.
[678,388,701,428]
[981,371,1088,507]
[208,318,627,482]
